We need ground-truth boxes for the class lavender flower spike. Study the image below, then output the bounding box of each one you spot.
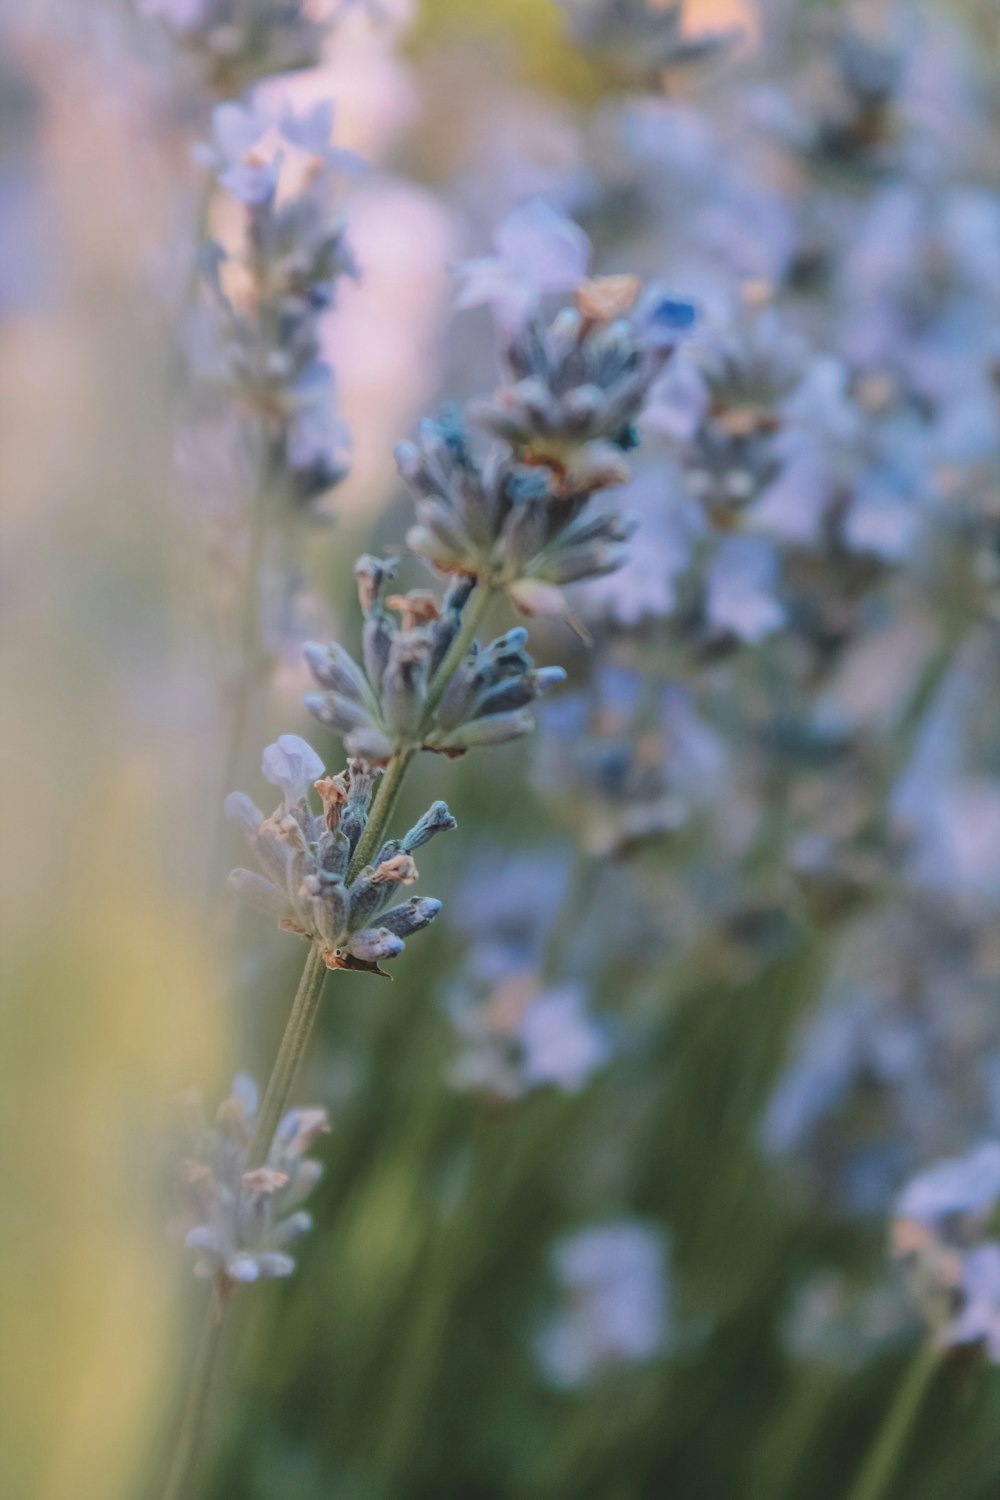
[226,740,453,975]
[179,1075,329,1286]
[304,565,566,764]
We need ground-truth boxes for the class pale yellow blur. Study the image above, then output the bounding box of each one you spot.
[0,18,228,1500]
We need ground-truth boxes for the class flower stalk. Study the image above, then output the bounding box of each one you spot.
[160,1282,230,1500]
[247,941,329,1169]
[843,1342,939,1500]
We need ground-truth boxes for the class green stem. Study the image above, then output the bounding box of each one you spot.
[843,1342,939,1500]
[159,1281,229,1500]
[248,941,329,1169]
[421,580,496,726]
[346,749,416,882]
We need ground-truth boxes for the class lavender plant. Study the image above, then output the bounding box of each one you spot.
[161,208,687,1499]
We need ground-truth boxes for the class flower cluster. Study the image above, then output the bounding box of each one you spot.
[196,98,359,508]
[398,204,696,620]
[179,1075,329,1285]
[892,1144,1000,1362]
[226,735,453,974]
[304,556,566,761]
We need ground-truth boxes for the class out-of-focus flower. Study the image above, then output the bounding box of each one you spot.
[178,1075,329,1285]
[762,906,1000,1217]
[400,228,695,620]
[196,97,359,509]
[454,199,591,335]
[470,277,696,460]
[892,1142,1000,1361]
[226,736,452,973]
[534,666,726,856]
[304,558,565,761]
[447,974,612,1100]
[536,1221,670,1387]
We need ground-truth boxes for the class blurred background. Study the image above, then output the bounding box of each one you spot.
[2,1,999,1498]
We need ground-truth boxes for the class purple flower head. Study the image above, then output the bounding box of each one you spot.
[261,734,324,809]
[276,99,363,179]
[194,99,283,205]
[195,98,359,207]
[454,199,592,333]
[178,1074,328,1286]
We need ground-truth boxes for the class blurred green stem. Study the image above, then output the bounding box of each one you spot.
[160,1281,229,1500]
[843,1342,938,1500]
[248,941,329,1168]
[346,749,416,880]
[421,580,496,725]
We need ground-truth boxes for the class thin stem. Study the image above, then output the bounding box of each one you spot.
[843,1342,939,1500]
[248,941,329,1168]
[421,581,496,726]
[347,750,416,881]
[159,1281,229,1500]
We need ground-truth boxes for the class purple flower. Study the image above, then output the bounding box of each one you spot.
[276,99,363,179]
[194,100,282,205]
[454,199,591,332]
[261,734,324,808]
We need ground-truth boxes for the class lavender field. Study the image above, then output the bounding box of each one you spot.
[2,2,1000,1498]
